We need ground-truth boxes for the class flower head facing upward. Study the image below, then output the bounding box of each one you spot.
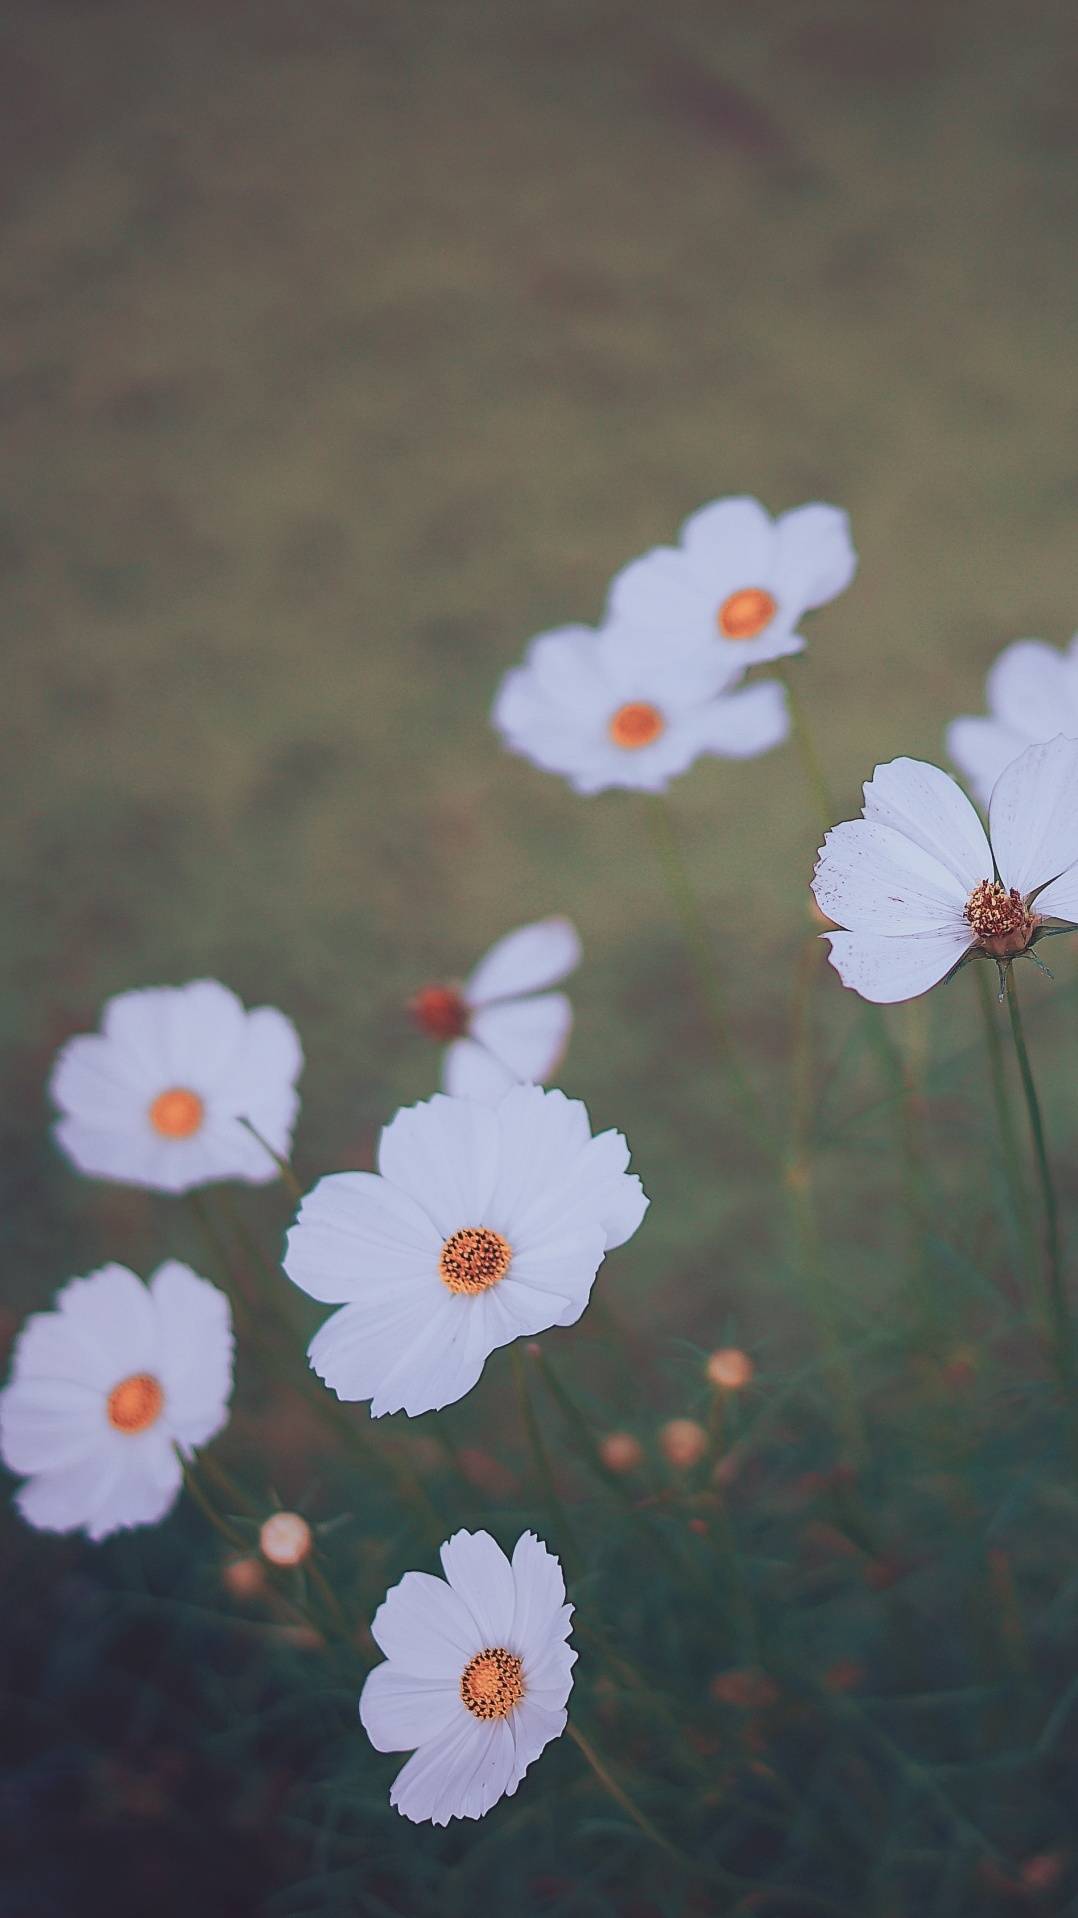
[283,1085,648,1417]
[812,737,1078,1003]
[410,918,581,1105]
[947,632,1078,809]
[50,979,303,1194]
[605,495,857,673]
[359,1528,575,1824]
[493,618,790,795]
[0,1262,233,1541]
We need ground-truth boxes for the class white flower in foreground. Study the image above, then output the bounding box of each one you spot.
[493,618,789,795]
[605,495,857,673]
[0,1262,233,1541]
[947,632,1078,809]
[50,979,303,1193]
[360,1528,575,1824]
[812,737,1078,1003]
[284,1085,648,1416]
[410,917,581,1105]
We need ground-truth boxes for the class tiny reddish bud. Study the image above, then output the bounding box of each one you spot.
[706,1347,755,1391]
[688,1516,708,1535]
[223,1556,265,1599]
[710,1668,779,1710]
[659,1418,708,1470]
[598,1431,644,1474]
[408,985,469,1041]
[525,1342,542,1357]
[260,1512,313,1568]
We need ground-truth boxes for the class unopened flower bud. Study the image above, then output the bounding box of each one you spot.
[260,1511,313,1568]
[659,1418,708,1470]
[706,1347,755,1391]
[598,1431,644,1474]
[223,1555,265,1598]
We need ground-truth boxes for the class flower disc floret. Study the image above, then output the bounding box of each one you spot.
[107,1373,164,1433]
[283,1085,648,1416]
[460,1648,525,1719]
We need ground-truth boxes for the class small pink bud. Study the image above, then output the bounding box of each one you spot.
[706,1347,755,1391]
[659,1418,708,1470]
[259,1512,313,1568]
[598,1431,644,1474]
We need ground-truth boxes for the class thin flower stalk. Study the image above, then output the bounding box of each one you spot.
[974,963,1037,1278]
[510,1344,583,1582]
[1005,971,1075,1401]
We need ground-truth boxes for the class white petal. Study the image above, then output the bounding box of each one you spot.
[376,1096,501,1237]
[1035,869,1078,921]
[823,926,973,1003]
[370,1568,484,1677]
[443,1039,516,1104]
[151,1263,233,1450]
[507,1697,568,1788]
[861,758,992,892]
[813,820,971,935]
[465,918,581,1006]
[359,1661,463,1751]
[390,1714,517,1824]
[773,503,857,612]
[469,994,572,1082]
[679,495,776,600]
[364,1290,500,1417]
[693,679,791,760]
[439,1529,517,1645]
[604,546,716,644]
[511,1532,570,1649]
[946,717,1027,812]
[306,1287,453,1410]
[228,1003,303,1166]
[284,1172,441,1304]
[988,736,1078,899]
[49,1265,158,1386]
[987,639,1078,739]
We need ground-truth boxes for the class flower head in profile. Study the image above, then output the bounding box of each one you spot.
[605,495,857,672]
[360,1528,575,1824]
[50,979,303,1193]
[947,632,1078,809]
[409,917,581,1105]
[284,1085,648,1416]
[493,618,789,795]
[812,737,1078,1003]
[0,1262,233,1540]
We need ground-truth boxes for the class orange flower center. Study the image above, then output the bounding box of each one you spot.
[964,880,1035,957]
[149,1087,205,1138]
[438,1226,513,1295]
[718,587,776,640]
[107,1372,164,1434]
[460,1647,525,1719]
[609,701,665,749]
[409,985,469,1042]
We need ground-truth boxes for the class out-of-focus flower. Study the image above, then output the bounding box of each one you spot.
[598,1432,644,1474]
[710,1668,780,1710]
[284,1086,648,1417]
[947,633,1078,809]
[605,496,857,674]
[0,1262,233,1541]
[659,1418,708,1469]
[50,980,303,1193]
[260,1511,313,1567]
[706,1347,755,1390]
[493,620,789,795]
[409,918,581,1105]
[811,738,1078,1003]
[360,1529,575,1824]
[224,1556,266,1598]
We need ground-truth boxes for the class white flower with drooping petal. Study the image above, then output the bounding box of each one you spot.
[410,917,581,1105]
[947,632,1078,809]
[283,1085,648,1416]
[50,979,303,1193]
[811,737,1078,1003]
[493,618,790,795]
[0,1262,233,1541]
[360,1528,575,1824]
[605,495,857,673]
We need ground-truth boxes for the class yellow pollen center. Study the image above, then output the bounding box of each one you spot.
[718,587,777,640]
[107,1372,164,1434]
[965,879,1035,956]
[149,1086,205,1139]
[609,701,665,749]
[439,1226,513,1295]
[460,1647,526,1720]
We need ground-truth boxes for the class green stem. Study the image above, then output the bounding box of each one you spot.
[1005,969,1075,1399]
[237,1116,304,1202]
[975,963,1037,1264]
[645,793,777,1166]
[510,1344,583,1579]
[566,1721,694,1869]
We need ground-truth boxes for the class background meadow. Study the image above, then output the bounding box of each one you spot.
[4,1,1078,1912]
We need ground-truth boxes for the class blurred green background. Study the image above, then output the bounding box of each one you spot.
[3,0,1078,1356]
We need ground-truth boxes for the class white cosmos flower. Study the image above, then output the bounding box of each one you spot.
[605,495,857,673]
[50,979,303,1193]
[0,1262,233,1541]
[811,737,1078,1004]
[283,1085,648,1416]
[410,917,581,1105]
[947,632,1078,809]
[360,1528,575,1824]
[493,618,790,795]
